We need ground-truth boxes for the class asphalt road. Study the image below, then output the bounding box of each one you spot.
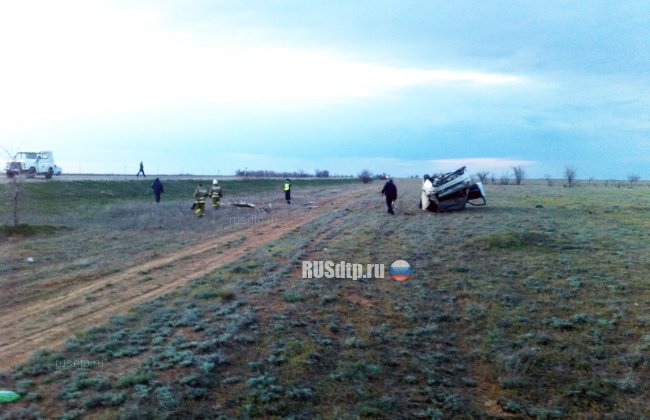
[0,174,240,184]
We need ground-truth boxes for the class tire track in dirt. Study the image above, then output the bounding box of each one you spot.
[0,186,373,370]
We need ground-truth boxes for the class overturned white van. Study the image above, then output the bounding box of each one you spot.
[421,166,487,212]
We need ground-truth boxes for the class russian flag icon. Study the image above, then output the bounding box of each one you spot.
[389,260,412,282]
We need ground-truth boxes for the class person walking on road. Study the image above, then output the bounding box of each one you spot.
[151,177,164,203]
[380,178,398,215]
[137,161,146,177]
[284,179,292,204]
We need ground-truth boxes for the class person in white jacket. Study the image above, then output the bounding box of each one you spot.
[421,174,435,210]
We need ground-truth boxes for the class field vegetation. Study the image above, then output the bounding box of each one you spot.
[0,178,649,418]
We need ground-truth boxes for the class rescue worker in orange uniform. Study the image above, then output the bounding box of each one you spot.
[208,179,223,208]
[192,183,209,217]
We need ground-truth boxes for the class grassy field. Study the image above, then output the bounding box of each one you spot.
[0,178,357,299]
[0,179,649,418]
[0,178,357,221]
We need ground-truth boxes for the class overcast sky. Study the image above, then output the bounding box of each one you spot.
[1,0,648,178]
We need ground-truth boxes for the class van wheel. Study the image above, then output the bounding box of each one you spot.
[45,167,53,179]
[27,168,37,178]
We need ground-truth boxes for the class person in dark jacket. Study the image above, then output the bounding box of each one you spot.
[151,178,164,203]
[380,178,397,214]
[137,161,146,177]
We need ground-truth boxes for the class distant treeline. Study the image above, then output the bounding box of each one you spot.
[235,169,334,178]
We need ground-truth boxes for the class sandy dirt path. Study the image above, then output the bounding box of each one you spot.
[0,185,373,370]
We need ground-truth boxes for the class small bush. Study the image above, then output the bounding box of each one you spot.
[58,408,86,420]
[344,337,366,348]
[286,386,314,401]
[82,391,127,409]
[564,166,577,188]
[358,169,373,184]
[116,372,155,388]
[320,295,335,304]
[19,349,65,376]
[176,307,203,327]
[548,317,575,330]
[194,290,220,300]
[184,387,207,399]
[246,374,284,402]
[357,404,382,417]
[512,166,526,185]
[499,172,511,185]
[335,361,381,381]
[217,286,236,301]
[0,223,64,238]
[133,384,149,399]
[155,385,179,411]
[476,172,489,183]
[283,292,304,302]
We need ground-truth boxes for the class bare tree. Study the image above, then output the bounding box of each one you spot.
[235,168,315,178]
[476,171,489,183]
[499,171,511,185]
[374,172,388,180]
[627,174,641,186]
[1,145,23,226]
[8,177,23,226]
[512,166,525,185]
[544,174,554,186]
[490,174,497,185]
[564,166,577,188]
[358,169,373,184]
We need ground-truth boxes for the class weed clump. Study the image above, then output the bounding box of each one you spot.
[282,292,304,302]
[116,372,155,388]
[333,361,381,381]
[16,349,65,377]
[476,231,556,250]
[217,286,236,301]
[0,223,65,238]
[193,290,219,300]
[82,391,126,409]
[154,385,179,411]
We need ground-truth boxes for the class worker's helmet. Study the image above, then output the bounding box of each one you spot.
[213,179,219,185]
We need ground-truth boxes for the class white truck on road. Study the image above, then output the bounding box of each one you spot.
[5,151,61,179]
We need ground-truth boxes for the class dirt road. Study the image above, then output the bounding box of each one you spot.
[0,185,373,370]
